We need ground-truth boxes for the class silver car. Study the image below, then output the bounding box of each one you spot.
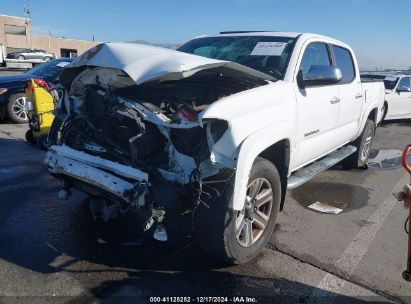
[7,49,56,61]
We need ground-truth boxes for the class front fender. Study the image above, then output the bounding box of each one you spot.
[232,121,294,210]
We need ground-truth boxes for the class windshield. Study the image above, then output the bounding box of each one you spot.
[383,76,399,90]
[27,59,72,79]
[178,36,296,80]
[361,74,399,90]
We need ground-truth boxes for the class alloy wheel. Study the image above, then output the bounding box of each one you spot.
[12,96,28,121]
[235,177,273,247]
[361,128,373,162]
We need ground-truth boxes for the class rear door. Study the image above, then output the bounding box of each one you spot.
[294,41,341,167]
[389,77,411,118]
[32,50,43,59]
[332,45,363,142]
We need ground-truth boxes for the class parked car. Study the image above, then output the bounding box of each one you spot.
[45,32,384,264]
[0,58,73,123]
[361,73,411,120]
[6,49,55,61]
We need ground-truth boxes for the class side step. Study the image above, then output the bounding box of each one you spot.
[287,145,357,190]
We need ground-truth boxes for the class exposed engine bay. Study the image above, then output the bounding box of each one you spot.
[45,43,270,239]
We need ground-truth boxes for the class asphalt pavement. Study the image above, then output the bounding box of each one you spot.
[0,120,410,304]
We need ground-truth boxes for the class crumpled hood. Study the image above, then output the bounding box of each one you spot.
[60,42,275,88]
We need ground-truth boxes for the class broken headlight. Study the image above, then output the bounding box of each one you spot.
[205,119,229,144]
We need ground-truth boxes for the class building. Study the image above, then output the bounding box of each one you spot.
[0,14,97,58]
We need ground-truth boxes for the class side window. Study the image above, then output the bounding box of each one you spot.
[299,42,331,77]
[332,45,355,84]
[398,77,411,90]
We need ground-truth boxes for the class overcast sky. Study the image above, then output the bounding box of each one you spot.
[2,0,410,70]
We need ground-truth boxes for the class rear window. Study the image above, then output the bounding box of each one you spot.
[332,45,355,84]
[384,76,399,90]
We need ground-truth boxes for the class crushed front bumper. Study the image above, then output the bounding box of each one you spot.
[45,145,148,204]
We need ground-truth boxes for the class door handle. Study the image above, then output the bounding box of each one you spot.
[355,93,363,99]
[330,97,340,104]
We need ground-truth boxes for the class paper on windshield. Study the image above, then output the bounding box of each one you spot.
[57,62,71,68]
[384,76,398,81]
[250,42,287,56]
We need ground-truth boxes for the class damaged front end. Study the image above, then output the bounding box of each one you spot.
[45,42,270,238]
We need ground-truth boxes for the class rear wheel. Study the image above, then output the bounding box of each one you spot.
[194,157,281,264]
[7,93,28,123]
[17,55,25,60]
[342,119,375,169]
[44,56,52,61]
[381,102,388,122]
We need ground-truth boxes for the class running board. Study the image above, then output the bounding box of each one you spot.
[287,145,357,190]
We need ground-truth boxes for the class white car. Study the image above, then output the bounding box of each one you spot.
[45,32,384,264]
[362,73,411,120]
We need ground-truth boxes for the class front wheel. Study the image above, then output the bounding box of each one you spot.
[194,157,281,264]
[342,119,375,169]
[25,129,36,145]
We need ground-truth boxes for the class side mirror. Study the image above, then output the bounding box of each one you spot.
[397,86,411,93]
[299,65,342,87]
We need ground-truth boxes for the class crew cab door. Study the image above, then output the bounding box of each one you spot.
[332,45,363,142]
[390,77,411,118]
[293,41,341,167]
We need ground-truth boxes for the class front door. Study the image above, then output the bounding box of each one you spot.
[294,42,340,168]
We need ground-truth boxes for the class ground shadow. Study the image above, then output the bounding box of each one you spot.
[0,137,392,303]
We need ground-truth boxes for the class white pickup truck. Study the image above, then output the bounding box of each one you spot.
[45,32,385,264]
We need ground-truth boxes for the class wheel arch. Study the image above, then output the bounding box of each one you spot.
[259,139,290,211]
[232,121,293,211]
[367,107,379,125]
[382,101,388,119]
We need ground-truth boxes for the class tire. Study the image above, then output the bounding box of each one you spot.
[194,157,281,264]
[17,55,25,60]
[381,102,388,122]
[44,57,52,61]
[342,119,375,169]
[7,93,28,123]
[36,135,48,150]
[25,129,36,145]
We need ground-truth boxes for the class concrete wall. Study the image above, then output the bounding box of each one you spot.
[0,15,32,50]
[31,35,97,57]
[0,14,97,57]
